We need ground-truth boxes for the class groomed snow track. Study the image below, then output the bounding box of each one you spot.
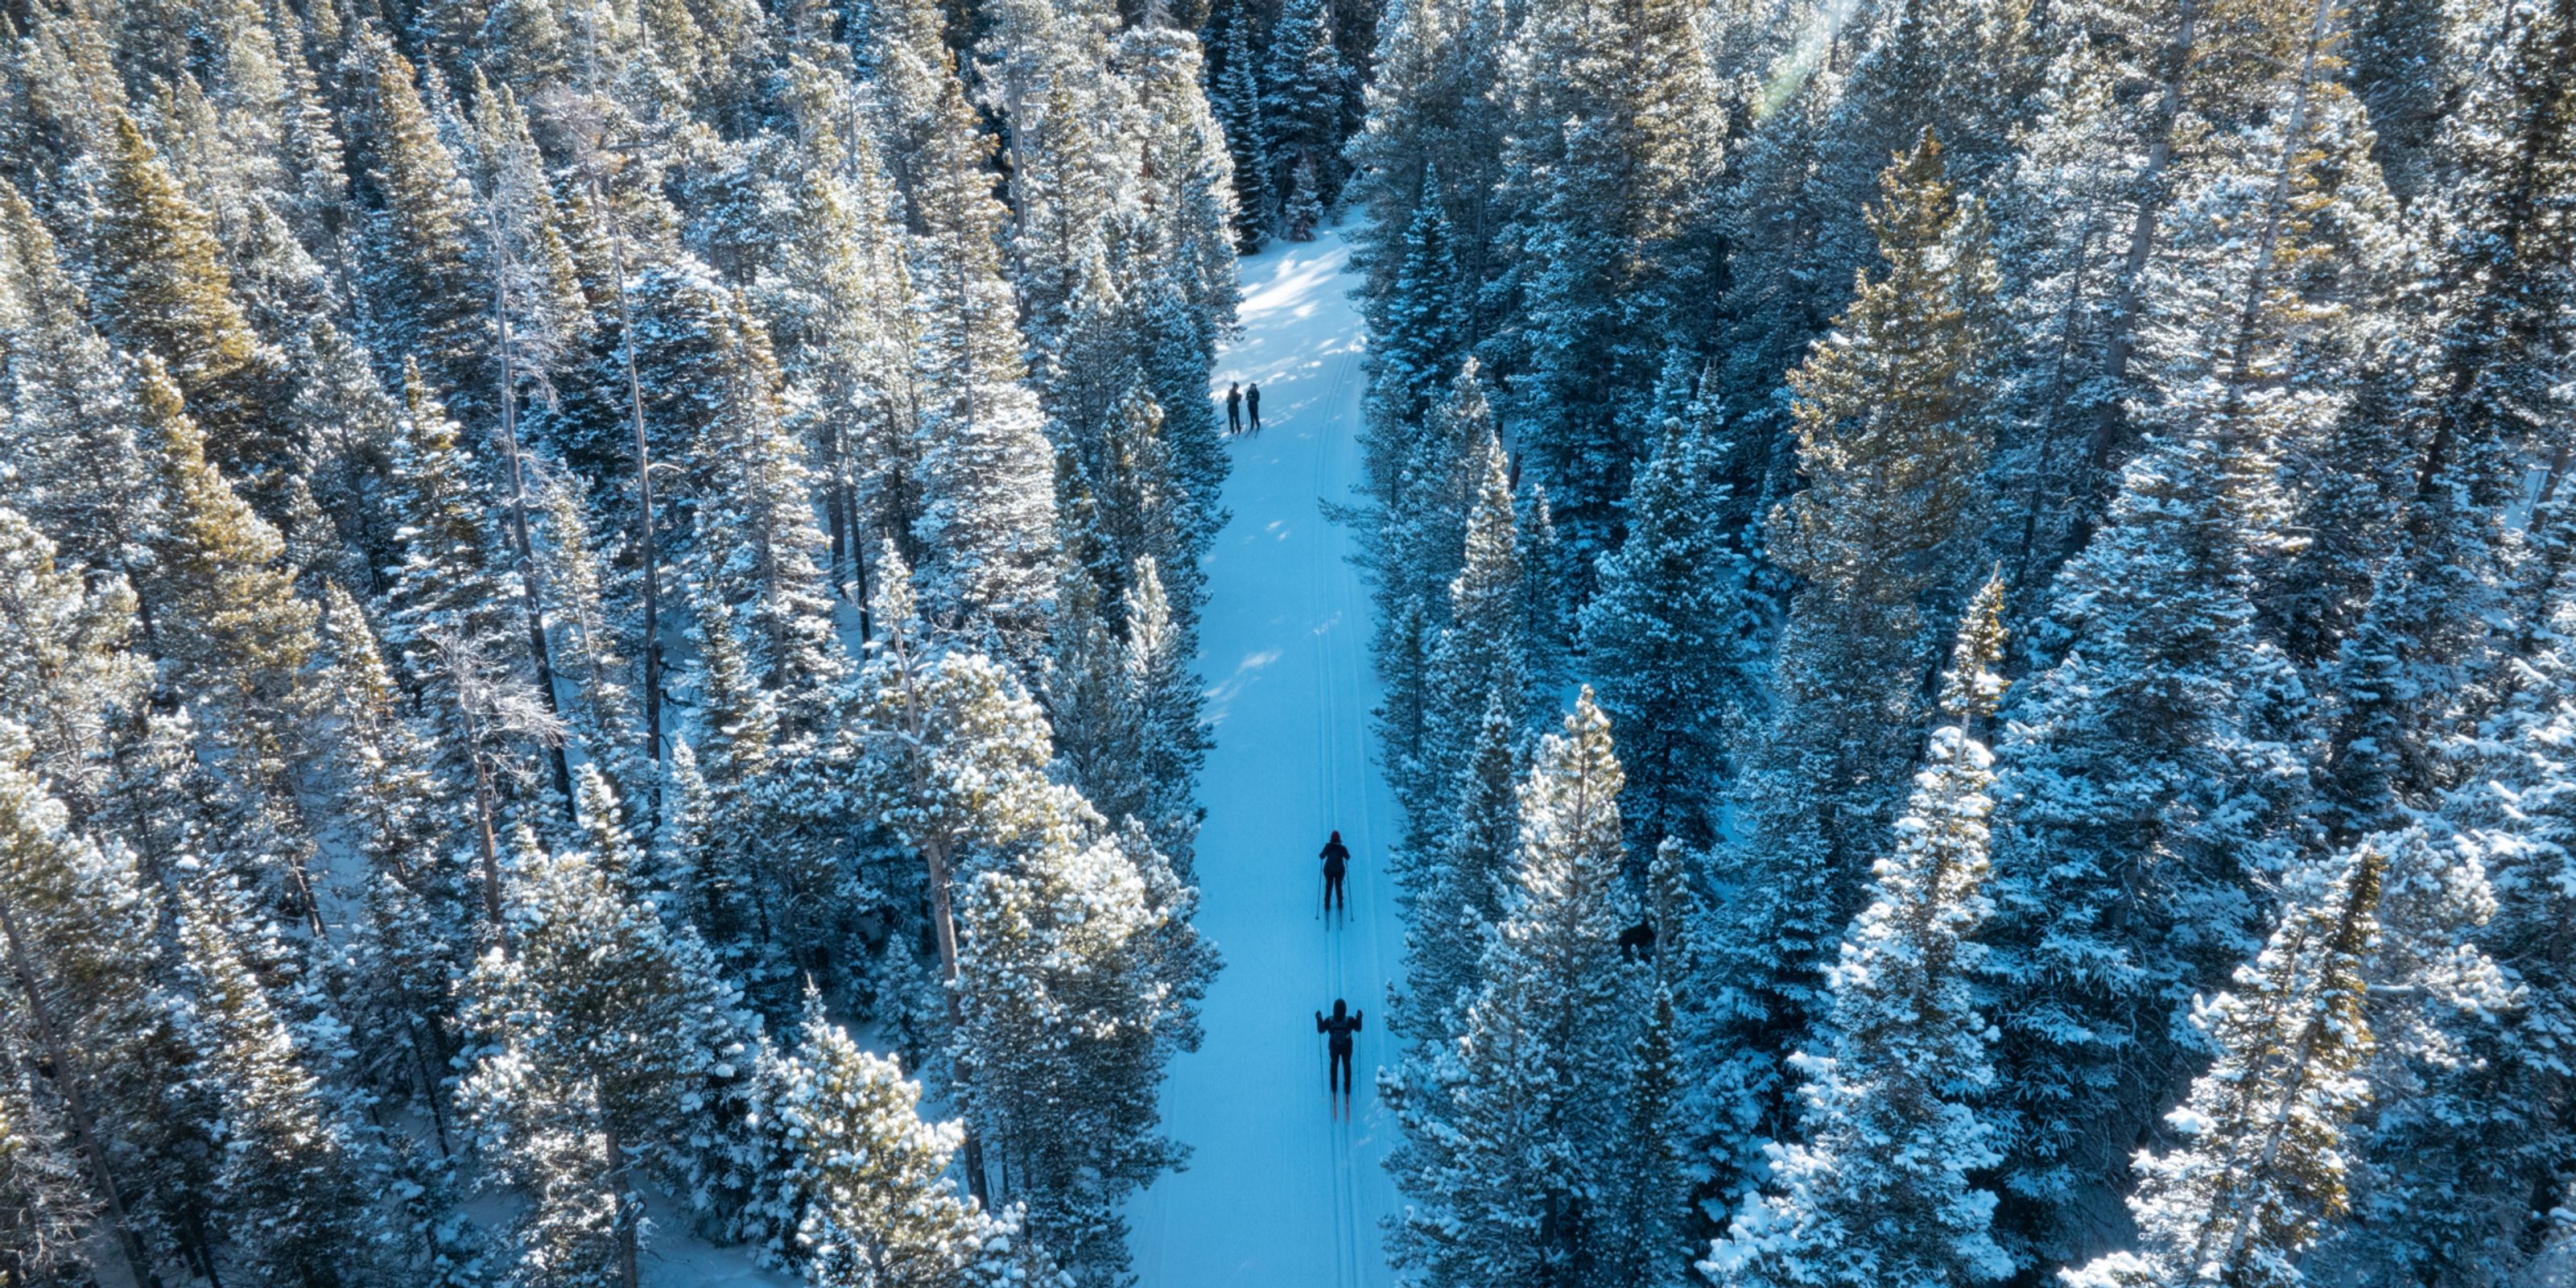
[1125,226,1406,1288]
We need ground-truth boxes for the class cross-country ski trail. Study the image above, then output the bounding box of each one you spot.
[1125,225,1404,1288]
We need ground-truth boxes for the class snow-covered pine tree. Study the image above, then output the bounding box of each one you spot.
[1388,690,1638,1288]
[1111,559,1208,873]
[0,508,148,813]
[0,727,185,1288]
[841,544,1052,1198]
[2319,0,2576,840]
[780,997,1026,1286]
[1117,20,1242,333]
[1344,0,1508,348]
[1579,400,1760,854]
[908,72,1060,642]
[1707,0,2025,506]
[1600,981,1693,1288]
[1261,0,1345,210]
[1366,359,1496,827]
[696,291,844,712]
[1990,0,2364,572]
[2326,506,2576,1286]
[1414,420,1525,849]
[0,1049,94,1286]
[1282,153,1323,241]
[952,790,1211,1284]
[89,111,289,493]
[458,829,759,1288]
[1485,0,1721,559]
[537,474,652,810]
[1208,0,1273,250]
[762,68,922,608]
[314,583,477,1114]
[132,356,323,914]
[1398,686,1520,1034]
[1977,156,2323,1261]
[356,38,489,419]
[1363,166,1466,431]
[1712,132,2001,1126]
[0,184,164,591]
[1703,576,2013,1288]
[379,361,514,679]
[175,886,388,1286]
[2059,842,2388,1288]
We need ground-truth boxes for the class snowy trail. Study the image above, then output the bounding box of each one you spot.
[1127,226,1405,1287]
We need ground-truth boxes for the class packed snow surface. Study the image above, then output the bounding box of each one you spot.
[1126,225,1405,1287]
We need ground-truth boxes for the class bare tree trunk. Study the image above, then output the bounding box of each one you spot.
[473,753,504,927]
[886,624,990,1205]
[488,202,576,813]
[2072,0,2200,538]
[597,178,667,788]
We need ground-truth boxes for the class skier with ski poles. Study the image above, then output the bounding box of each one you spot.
[1319,830,1349,920]
[1317,999,1362,1118]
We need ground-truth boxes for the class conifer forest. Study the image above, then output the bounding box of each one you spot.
[0,0,2570,1274]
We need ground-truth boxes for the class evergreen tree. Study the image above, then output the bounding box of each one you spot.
[952,795,1211,1283]
[0,728,182,1288]
[1486,0,1722,556]
[134,357,319,832]
[1703,577,2013,1288]
[1398,686,1519,1035]
[1713,135,2002,1123]
[1579,403,1760,854]
[907,74,1060,640]
[696,291,844,710]
[2060,843,2388,1288]
[1388,691,1637,1288]
[0,183,162,588]
[356,39,488,417]
[1364,167,1467,430]
[90,111,286,486]
[458,831,759,1288]
[2319,0,2576,838]
[314,583,476,1120]
[781,999,1034,1287]
[175,888,386,1287]
[0,508,148,811]
[1261,0,1343,208]
[1414,421,1525,847]
[1208,0,1273,250]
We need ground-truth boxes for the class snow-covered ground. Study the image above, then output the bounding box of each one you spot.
[1126,226,1405,1287]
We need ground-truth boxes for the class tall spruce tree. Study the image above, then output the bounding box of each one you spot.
[1711,134,2002,1141]
[2060,844,2388,1288]
[1579,401,1761,854]
[1703,577,2013,1288]
[907,74,1060,640]
[1388,691,1639,1288]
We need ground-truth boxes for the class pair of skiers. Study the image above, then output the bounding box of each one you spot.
[1224,381,1264,435]
[1318,832,1360,1117]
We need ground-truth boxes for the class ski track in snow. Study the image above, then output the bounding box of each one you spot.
[1127,225,1404,1288]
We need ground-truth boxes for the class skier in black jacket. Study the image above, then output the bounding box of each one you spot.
[1225,382,1243,435]
[1317,1000,1363,1101]
[1245,382,1262,432]
[1319,830,1350,915]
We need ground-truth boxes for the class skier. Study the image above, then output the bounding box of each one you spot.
[1319,829,1350,918]
[1245,381,1262,433]
[1317,999,1362,1116]
[1225,381,1243,435]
